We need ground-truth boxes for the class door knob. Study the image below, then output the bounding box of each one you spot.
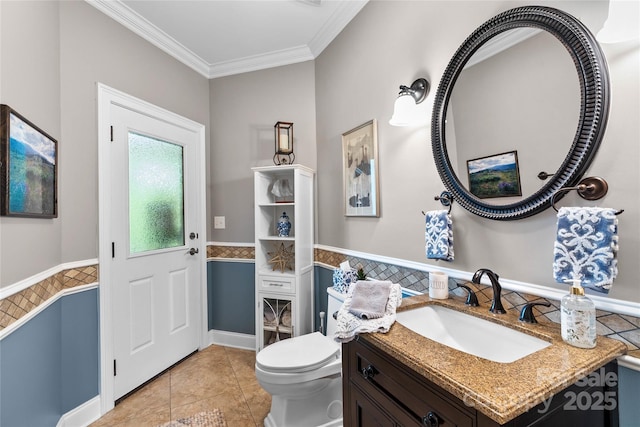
[187,248,199,255]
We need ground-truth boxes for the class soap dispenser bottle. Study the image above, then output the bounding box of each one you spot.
[561,279,596,349]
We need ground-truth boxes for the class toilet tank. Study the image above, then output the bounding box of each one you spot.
[326,287,345,338]
[324,285,422,338]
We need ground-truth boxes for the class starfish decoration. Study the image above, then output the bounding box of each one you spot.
[267,242,295,272]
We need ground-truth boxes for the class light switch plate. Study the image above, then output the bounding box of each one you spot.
[214,216,225,229]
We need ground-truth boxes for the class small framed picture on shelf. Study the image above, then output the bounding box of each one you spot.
[0,105,58,218]
[342,119,380,217]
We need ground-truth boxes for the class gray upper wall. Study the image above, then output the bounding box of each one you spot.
[314,0,639,303]
[0,1,210,286]
[1,1,638,305]
[209,61,317,244]
[0,1,62,287]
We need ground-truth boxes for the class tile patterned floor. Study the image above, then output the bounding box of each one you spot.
[90,345,270,427]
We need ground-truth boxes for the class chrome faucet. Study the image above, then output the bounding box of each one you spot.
[472,268,506,314]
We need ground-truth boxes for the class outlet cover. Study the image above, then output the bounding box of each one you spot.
[214,216,225,229]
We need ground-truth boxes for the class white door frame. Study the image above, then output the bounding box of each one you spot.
[97,83,207,414]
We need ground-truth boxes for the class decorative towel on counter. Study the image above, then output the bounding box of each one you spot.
[349,280,393,319]
[425,210,454,261]
[553,207,619,293]
[334,281,402,343]
[332,267,357,293]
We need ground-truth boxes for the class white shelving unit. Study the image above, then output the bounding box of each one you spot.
[253,164,315,351]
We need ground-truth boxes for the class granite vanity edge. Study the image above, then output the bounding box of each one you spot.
[362,294,627,425]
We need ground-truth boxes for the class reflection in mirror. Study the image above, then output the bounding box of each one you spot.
[432,6,610,220]
[446,29,580,206]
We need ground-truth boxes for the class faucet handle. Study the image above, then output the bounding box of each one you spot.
[456,284,479,307]
[519,302,551,324]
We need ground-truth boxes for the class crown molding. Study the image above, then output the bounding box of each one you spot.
[464,27,542,69]
[208,45,314,79]
[307,0,368,57]
[87,0,211,78]
[87,0,368,79]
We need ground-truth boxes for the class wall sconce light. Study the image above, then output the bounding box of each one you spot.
[274,121,295,165]
[597,0,639,43]
[389,78,429,126]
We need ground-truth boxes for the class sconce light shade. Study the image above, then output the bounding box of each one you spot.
[389,94,420,126]
[389,78,429,127]
[597,0,639,43]
[274,121,295,165]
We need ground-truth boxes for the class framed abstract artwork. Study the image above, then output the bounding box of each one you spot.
[0,105,57,218]
[342,119,379,217]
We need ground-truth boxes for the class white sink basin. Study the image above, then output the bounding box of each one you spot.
[396,305,551,363]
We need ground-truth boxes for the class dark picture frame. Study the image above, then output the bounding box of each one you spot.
[342,119,380,217]
[466,150,522,199]
[0,105,58,218]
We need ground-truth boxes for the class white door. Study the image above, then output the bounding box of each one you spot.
[109,103,202,400]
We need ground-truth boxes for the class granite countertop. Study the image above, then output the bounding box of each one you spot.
[361,291,628,425]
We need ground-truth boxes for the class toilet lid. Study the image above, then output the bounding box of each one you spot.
[256,332,340,373]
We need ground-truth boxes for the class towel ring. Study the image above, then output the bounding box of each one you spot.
[421,191,454,216]
[551,176,624,215]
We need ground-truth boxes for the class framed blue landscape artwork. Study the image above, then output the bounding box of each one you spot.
[1,105,57,217]
[466,150,522,199]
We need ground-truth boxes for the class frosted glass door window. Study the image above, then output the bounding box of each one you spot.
[129,132,185,253]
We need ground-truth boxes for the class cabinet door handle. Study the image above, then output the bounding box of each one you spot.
[269,283,283,287]
[361,365,377,380]
[422,411,440,427]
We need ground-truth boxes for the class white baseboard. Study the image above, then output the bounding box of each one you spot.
[56,395,101,427]
[208,329,255,351]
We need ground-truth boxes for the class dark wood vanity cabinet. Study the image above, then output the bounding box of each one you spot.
[343,337,619,427]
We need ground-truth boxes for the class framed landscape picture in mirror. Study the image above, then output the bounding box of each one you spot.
[342,119,379,217]
[0,105,57,218]
[466,150,521,199]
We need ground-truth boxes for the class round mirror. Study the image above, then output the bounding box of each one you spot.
[432,6,610,220]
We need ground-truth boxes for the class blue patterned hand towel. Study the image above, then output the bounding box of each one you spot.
[425,210,454,261]
[553,207,618,293]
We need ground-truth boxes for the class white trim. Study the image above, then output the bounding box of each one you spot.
[0,258,98,300]
[97,83,207,416]
[208,241,255,247]
[56,395,101,427]
[87,0,210,78]
[208,329,255,351]
[208,46,314,79]
[307,0,368,57]
[465,27,542,69]
[618,355,640,372]
[86,0,368,79]
[314,244,640,317]
[207,258,254,264]
[0,283,98,341]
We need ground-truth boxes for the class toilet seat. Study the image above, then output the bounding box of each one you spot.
[256,332,340,373]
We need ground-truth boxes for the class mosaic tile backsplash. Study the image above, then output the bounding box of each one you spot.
[313,248,640,359]
[2,245,638,360]
[0,265,98,330]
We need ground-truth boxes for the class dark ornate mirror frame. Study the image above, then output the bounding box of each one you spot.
[431,6,610,220]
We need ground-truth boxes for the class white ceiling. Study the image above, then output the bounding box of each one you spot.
[88,0,368,79]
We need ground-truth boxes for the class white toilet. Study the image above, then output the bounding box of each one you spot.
[255,287,345,427]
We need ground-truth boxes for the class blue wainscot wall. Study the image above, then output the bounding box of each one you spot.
[0,288,100,427]
[206,260,335,335]
[1,261,637,427]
